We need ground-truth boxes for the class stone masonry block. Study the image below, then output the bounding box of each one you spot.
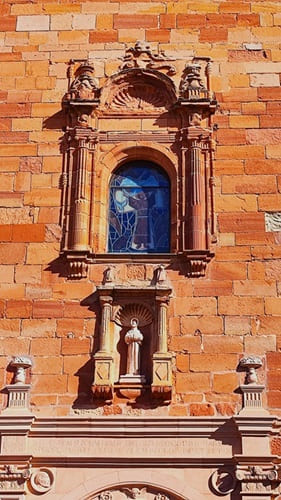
[16,15,50,31]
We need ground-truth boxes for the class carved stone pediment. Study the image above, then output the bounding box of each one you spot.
[99,69,177,115]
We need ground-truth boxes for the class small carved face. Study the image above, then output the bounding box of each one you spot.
[131,488,141,498]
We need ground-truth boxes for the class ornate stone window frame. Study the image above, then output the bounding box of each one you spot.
[61,45,217,278]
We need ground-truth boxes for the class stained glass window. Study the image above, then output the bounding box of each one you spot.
[108,161,170,253]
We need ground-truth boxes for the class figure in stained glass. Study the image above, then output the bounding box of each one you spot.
[108,161,170,253]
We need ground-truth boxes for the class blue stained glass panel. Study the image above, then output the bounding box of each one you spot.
[108,161,170,253]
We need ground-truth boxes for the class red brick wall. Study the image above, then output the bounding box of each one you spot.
[0,0,281,417]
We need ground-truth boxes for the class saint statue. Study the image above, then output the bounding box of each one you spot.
[119,318,146,384]
[125,318,143,376]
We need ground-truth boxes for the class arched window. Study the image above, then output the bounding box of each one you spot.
[108,161,170,253]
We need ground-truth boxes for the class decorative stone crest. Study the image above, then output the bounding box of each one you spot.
[65,60,98,102]
[30,468,54,494]
[120,41,176,75]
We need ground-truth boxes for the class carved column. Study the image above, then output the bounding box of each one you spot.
[187,132,207,250]
[99,296,112,353]
[92,295,114,400]
[152,294,172,401]
[157,298,168,354]
[71,129,97,252]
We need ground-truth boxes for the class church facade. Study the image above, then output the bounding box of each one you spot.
[0,1,281,498]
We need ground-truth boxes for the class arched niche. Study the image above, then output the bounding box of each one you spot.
[98,69,177,115]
